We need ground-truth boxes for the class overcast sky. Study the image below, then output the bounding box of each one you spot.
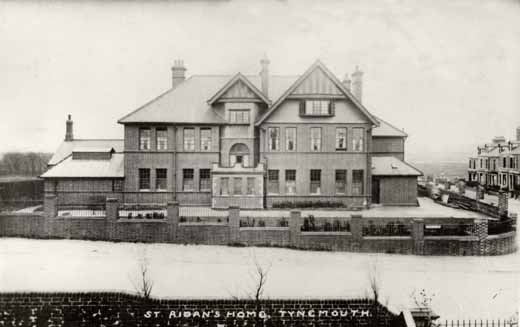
[1,0,519,162]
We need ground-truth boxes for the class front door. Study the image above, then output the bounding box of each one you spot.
[372,177,380,204]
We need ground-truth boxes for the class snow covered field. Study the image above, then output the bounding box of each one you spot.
[0,237,518,320]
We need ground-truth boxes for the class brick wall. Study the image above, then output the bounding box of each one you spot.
[0,203,516,256]
[0,292,403,327]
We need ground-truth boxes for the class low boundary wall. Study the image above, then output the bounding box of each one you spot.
[0,292,403,327]
[0,197,516,256]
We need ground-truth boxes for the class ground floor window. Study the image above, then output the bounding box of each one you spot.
[112,179,123,192]
[352,170,364,195]
[233,177,242,195]
[200,169,211,191]
[285,169,296,194]
[183,169,194,191]
[310,169,321,194]
[139,168,150,191]
[267,170,279,194]
[156,169,167,191]
[220,177,229,195]
[335,170,347,194]
[246,177,255,195]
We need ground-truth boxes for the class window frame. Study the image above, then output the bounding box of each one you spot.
[139,128,151,151]
[285,127,297,152]
[200,128,212,151]
[310,169,321,195]
[310,127,322,152]
[352,169,364,196]
[229,109,250,124]
[183,128,195,151]
[285,169,296,195]
[268,127,280,151]
[182,168,195,192]
[267,169,280,194]
[335,127,347,151]
[335,169,347,194]
[246,177,255,196]
[220,177,230,196]
[233,177,243,195]
[156,128,168,151]
[199,169,211,192]
[352,127,364,152]
[155,168,168,191]
[138,168,151,191]
[302,100,333,117]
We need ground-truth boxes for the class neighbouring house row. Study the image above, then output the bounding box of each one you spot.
[468,129,520,195]
[41,58,421,209]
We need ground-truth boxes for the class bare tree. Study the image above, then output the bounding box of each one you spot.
[366,260,383,327]
[130,250,154,299]
[249,257,270,302]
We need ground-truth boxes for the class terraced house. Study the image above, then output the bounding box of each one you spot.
[468,128,520,195]
[42,58,422,209]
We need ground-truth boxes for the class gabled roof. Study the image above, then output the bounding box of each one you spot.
[255,60,379,126]
[372,156,422,176]
[41,153,124,178]
[118,75,297,124]
[372,116,408,137]
[207,73,270,105]
[48,139,124,166]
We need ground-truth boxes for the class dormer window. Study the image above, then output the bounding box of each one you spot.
[229,109,250,124]
[300,100,334,117]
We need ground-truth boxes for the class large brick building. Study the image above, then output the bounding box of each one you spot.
[468,128,520,194]
[42,58,421,209]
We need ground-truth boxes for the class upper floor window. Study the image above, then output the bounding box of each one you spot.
[139,128,151,150]
[156,128,168,150]
[268,127,280,151]
[201,128,212,151]
[336,128,347,151]
[233,177,242,195]
[310,127,321,151]
[301,100,334,116]
[183,128,195,151]
[229,109,250,124]
[246,177,255,195]
[156,169,167,191]
[286,127,296,152]
[503,157,507,168]
[138,168,150,191]
[352,127,364,152]
[220,177,229,195]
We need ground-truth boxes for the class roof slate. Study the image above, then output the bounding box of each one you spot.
[372,116,407,137]
[372,156,422,176]
[48,139,124,166]
[41,153,124,178]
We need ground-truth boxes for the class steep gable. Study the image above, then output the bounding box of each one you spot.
[207,73,270,105]
[256,60,379,126]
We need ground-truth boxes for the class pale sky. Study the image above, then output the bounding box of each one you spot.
[1,0,519,162]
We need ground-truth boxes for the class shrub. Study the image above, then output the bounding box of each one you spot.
[137,213,143,219]
[258,220,266,227]
[127,213,133,219]
[152,212,159,219]
[145,213,152,219]
[179,217,186,223]
[278,218,289,227]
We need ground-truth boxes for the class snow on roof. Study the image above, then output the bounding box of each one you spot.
[72,147,115,153]
[48,139,124,166]
[42,153,124,178]
[372,156,422,176]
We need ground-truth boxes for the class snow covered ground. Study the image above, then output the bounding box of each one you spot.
[0,237,518,321]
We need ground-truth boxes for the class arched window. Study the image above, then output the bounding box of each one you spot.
[229,143,250,167]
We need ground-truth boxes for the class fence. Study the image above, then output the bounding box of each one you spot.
[438,319,518,327]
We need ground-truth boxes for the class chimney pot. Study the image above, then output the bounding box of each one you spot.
[342,74,351,91]
[171,59,187,89]
[65,114,73,142]
[351,66,363,102]
[260,55,270,97]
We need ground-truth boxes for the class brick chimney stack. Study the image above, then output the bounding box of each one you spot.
[171,59,186,89]
[342,73,351,92]
[351,66,363,102]
[65,114,73,142]
[260,55,270,97]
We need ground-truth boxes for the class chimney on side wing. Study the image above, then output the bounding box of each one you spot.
[351,66,363,102]
[171,59,187,89]
[342,73,351,92]
[65,114,73,142]
[260,55,270,97]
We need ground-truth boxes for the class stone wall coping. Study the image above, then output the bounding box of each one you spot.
[117,219,167,223]
[0,213,44,218]
[179,222,228,226]
[239,227,290,231]
[362,235,412,240]
[424,235,479,241]
[485,231,516,240]
[301,231,352,236]
[55,216,106,220]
